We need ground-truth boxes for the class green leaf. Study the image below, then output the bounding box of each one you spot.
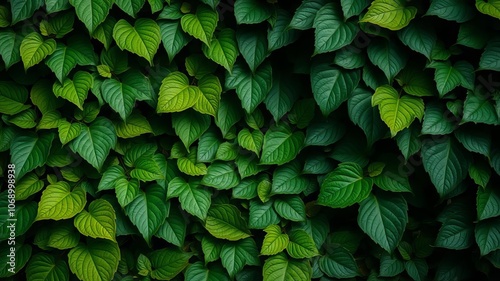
[367,39,407,82]
[477,185,500,221]
[480,38,500,71]
[20,32,56,71]
[397,21,436,59]
[313,3,358,54]
[310,62,360,115]
[379,252,404,277]
[360,0,417,31]
[115,178,140,207]
[260,124,305,166]
[178,149,208,176]
[348,89,387,145]
[462,92,498,125]
[172,110,211,150]
[396,65,436,97]
[249,200,280,229]
[116,0,146,17]
[476,0,500,19]
[26,253,69,281]
[226,61,273,113]
[113,18,161,65]
[263,253,312,281]
[237,128,263,155]
[53,71,93,110]
[197,129,221,162]
[15,173,44,200]
[70,117,117,171]
[272,161,311,195]
[46,38,97,82]
[475,217,500,256]
[98,165,126,191]
[193,74,222,116]
[318,162,372,208]
[220,238,260,277]
[202,236,222,264]
[358,193,408,253]
[36,181,86,221]
[74,199,116,241]
[261,224,289,255]
[10,132,54,180]
[236,28,268,72]
[202,28,238,72]
[216,94,243,138]
[421,101,456,135]
[0,81,30,115]
[101,70,153,121]
[69,0,113,33]
[431,61,466,97]
[421,137,470,197]
[274,196,306,222]
[115,112,153,138]
[234,0,272,24]
[264,72,300,122]
[125,184,169,244]
[286,229,319,259]
[185,262,231,281]
[426,0,476,23]
[454,126,491,157]
[30,80,64,114]
[0,30,23,69]
[58,120,82,145]
[372,85,424,137]
[435,199,474,250]
[319,247,359,278]
[470,160,491,188]
[10,0,43,24]
[205,204,251,241]
[305,117,345,147]
[290,0,329,30]
[155,206,186,247]
[157,71,202,113]
[68,239,120,281]
[167,177,211,220]
[267,9,300,52]
[159,20,191,62]
[334,47,366,70]
[149,248,192,280]
[181,5,218,46]
[404,259,428,281]
[202,162,240,190]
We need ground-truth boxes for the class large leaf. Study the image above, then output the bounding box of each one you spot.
[10,0,44,24]
[202,162,240,190]
[358,193,408,253]
[310,62,360,116]
[348,88,387,145]
[319,246,359,278]
[435,199,474,249]
[421,137,470,198]
[0,30,23,69]
[181,5,218,46]
[68,239,120,281]
[205,204,251,241]
[202,28,238,72]
[475,217,500,256]
[52,71,93,110]
[113,18,161,65]
[318,162,372,208]
[74,199,116,241]
[236,28,268,72]
[69,117,117,171]
[426,0,476,23]
[220,238,260,277]
[234,0,272,24]
[157,71,202,113]
[260,124,305,165]
[477,185,500,221]
[313,2,358,54]
[69,0,113,32]
[367,39,407,82]
[397,21,436,59]
[167,177,211,220]
[360,0,417,31]
[262,253,312,281]
[194,74,222,116]
[149,248,191,280]
[286,229,319,259]
[159,20,191,62]
[480,38,500,71]
[476,0,500,19]
[125,184,169,245]
[36,181,87,221]
[290,0,329,30]
[172,110,211,150]
[20,32,56,70]
[372,85,425,137]
[26,253,69,281]
[10,132,54,180]
[261,224,289,255]
[46,38,97,82]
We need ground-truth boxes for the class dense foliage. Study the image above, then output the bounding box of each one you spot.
[1,0,500,280]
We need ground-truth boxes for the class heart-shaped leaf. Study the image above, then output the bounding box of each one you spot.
[113,18,161,65]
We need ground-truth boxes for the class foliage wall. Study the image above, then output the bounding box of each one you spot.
[1,0,500,280]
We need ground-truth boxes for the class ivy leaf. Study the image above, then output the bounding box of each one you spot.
[0,30,23,69]
[234,0,272,24]
[53,71,93,110]
[260,124,305,166]
[20,32,56,71]
[113,18,161,65]
[236,27,268,72]
[68,239,120,281]
[69,0,113,32]
[358,193,408,253]
[421,137,470,198]
[26,253,69,281]
[261,224,289,255]
[310,62,360,116]
[313,2,358,54]
[425,0,476,23]
[74,199,116,242]
[69,117,117,171]
[202,28,238,72]
[125,184,169,245]
[372,85,425,137]
[181,5,218,46]
[36,181,87,221]
[159,20,191,62]
[263,253,312,281]
[318,162,373,208]
[220,238,260,277]
[193,74,222,116]
[205,204,251,241]
[360,0,417,31]
[157,71,201,113]
[167,177,211,220]
[226,61,273,114]
[10,132,54,180]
